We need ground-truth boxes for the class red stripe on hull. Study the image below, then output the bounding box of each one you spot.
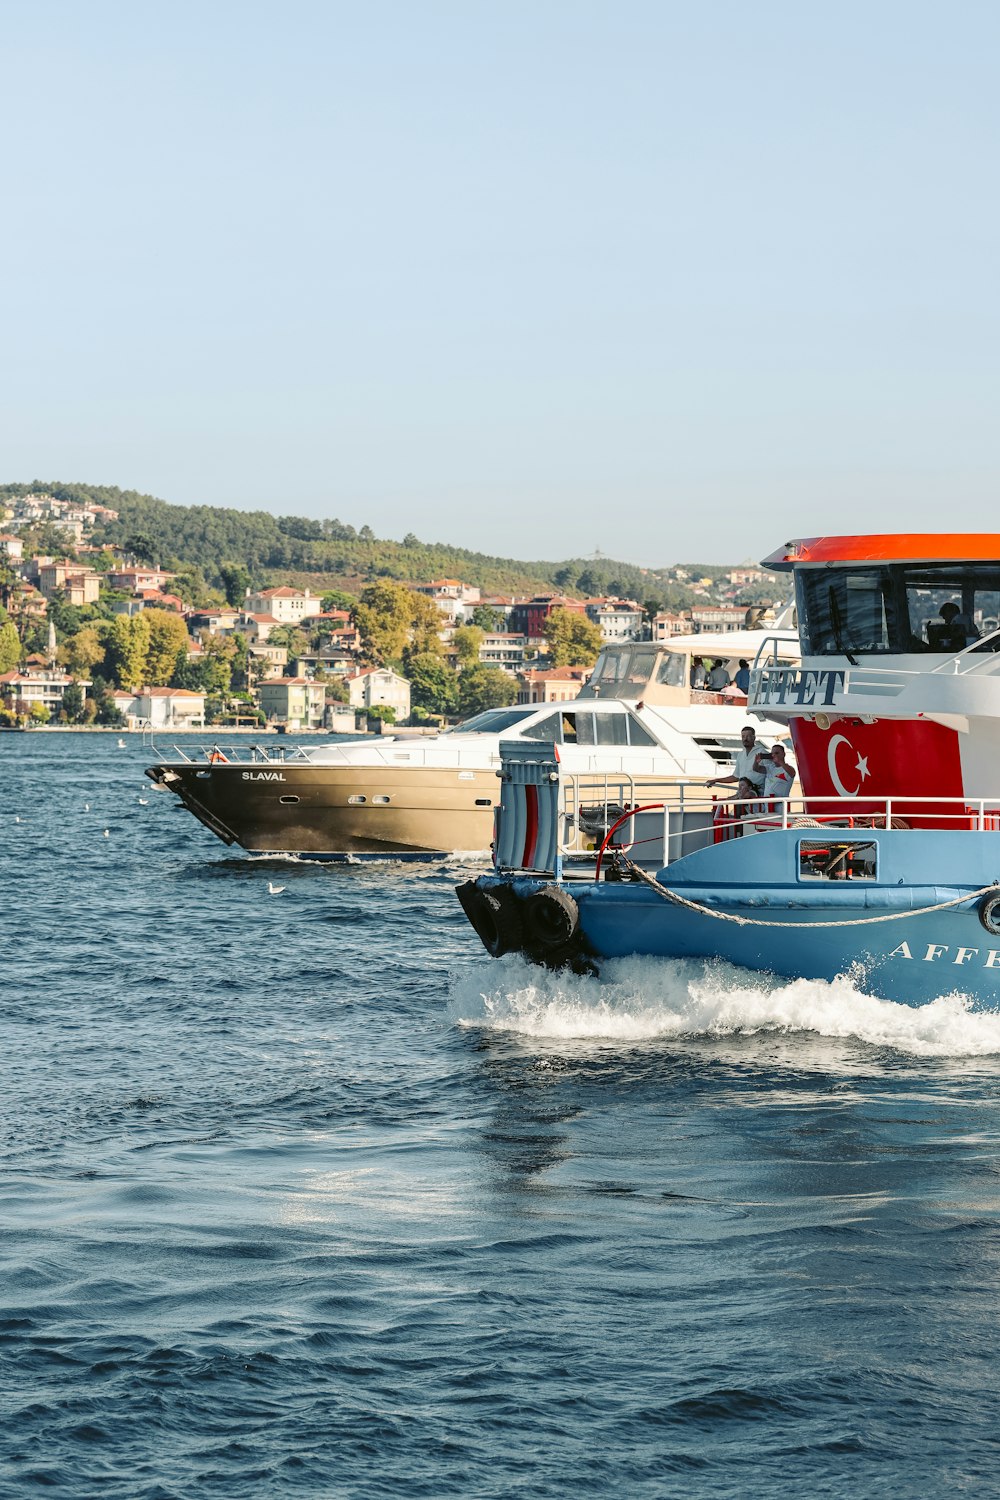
[522,784,538,868]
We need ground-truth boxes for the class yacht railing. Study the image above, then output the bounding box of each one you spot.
[142,731,314,765]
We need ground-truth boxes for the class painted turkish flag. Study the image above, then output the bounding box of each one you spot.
[790,717,965,826]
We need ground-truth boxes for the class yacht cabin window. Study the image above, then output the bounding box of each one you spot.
[796,563,1000,655]
[520,711,657,747]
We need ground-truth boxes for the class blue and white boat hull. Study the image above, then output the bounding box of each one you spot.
[458,829,1000,1009]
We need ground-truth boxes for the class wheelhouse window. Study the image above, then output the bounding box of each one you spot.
[796,563,1000,655]
[799,840,877,881]
[655,652,687,687]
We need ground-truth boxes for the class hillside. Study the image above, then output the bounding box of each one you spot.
[0,481,730,607]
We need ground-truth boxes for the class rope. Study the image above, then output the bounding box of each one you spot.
[623,860,1000,929]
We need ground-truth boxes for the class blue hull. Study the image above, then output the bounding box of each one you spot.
[463,830,1000,1009]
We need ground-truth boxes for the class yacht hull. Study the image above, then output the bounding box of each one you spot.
[146,762,497,856]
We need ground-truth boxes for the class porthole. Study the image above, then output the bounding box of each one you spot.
[372,795,390,804]
[475,798,492,807]
[348,795,366,805]
[279,795,300,804]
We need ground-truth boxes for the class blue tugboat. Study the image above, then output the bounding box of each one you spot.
[456,534,1000,1009]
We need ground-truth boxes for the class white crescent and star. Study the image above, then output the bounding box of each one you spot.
[827,734,871,797]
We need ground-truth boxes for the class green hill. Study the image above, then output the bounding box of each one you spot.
[0,481,710,607]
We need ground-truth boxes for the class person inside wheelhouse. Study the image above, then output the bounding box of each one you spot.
[795,562,1000,655]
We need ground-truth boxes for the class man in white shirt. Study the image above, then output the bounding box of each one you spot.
[762,743,796,799]
[707,725,769,794]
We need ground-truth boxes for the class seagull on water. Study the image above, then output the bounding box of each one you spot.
[83,803,90,812]
[138,797,149,806]
[268,881,286,895]
[103,829,110,838]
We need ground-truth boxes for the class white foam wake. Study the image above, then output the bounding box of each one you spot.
[448,955,1000,1058]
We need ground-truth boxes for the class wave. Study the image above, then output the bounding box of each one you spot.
[448,954,1000,1058]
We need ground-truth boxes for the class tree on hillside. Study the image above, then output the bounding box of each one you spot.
[144,610,192,686]
[457,664,517,717]
[469,604,503,631]
[352,581,444,663]
[267,625,310,658]
[408,592,446,656]
[61,624,106,678]
[124,532,157,563]
[320,589,357,613]
[406,652,459,717]
[452,624,484,666]
[105,613,151,690]
[219,563,252,608]
[0,620,20,673]
[544,608,603,668]
[60,683,84,722]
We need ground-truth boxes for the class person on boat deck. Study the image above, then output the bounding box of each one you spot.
[690,656,707,689]
[929,601,978,652]
[761,743,796,799]
[706,725,769,793]
[733,659,751,695]
[706,659,730,691]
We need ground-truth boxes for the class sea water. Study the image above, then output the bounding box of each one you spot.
[3,733,1000,1498]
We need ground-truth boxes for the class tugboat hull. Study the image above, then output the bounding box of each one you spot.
[458,829,1000,1008]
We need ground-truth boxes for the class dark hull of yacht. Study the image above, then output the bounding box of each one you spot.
[145,761,497,857]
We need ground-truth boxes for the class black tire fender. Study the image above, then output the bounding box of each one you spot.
[456,880,524,957]
[979,891,1000,935]
[522,884,580,954]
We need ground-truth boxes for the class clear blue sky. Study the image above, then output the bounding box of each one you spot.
[3,1,998,564]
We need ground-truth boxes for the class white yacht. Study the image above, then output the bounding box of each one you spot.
[146,631,799,858]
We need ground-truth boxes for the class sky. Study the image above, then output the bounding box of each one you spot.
[2,0,999,565]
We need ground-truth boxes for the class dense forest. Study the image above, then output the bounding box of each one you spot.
[0,482,747,608]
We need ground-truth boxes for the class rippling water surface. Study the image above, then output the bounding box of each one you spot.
[4,733,1000,1497]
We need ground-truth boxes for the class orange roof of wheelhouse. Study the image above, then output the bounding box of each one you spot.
[761,535,1000,570]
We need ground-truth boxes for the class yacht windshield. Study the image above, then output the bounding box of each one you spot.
[443,707,536,735]
[797,563,1000,655]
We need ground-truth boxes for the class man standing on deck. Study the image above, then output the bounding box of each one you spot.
[706,725,769,794]
[761,742,796,799]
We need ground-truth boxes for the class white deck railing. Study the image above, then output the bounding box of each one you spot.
[495,737,1000,876]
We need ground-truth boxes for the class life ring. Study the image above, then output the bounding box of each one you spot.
[978,891,1000,935]
[522,884,580,956]
[455,880,524,957]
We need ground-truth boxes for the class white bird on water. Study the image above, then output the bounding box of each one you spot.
[103,829,110,838]
[268,881,286,895]
[117,738,126,748]
[138,797,149,806]
[83,803,90,812]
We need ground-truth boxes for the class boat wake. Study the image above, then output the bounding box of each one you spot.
[449,954,1000,1057]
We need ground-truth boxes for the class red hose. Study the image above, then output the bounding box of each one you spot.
[595,803,666,879]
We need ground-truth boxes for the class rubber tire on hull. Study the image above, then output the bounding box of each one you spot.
[979,891,1000,935]
[456,881,524,957]
[522,885,580,959]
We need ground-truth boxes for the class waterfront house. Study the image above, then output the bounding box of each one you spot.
[516,666,589,705]
[256,677,326,728]
[132,687,206,729]
[345,667,411,721]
